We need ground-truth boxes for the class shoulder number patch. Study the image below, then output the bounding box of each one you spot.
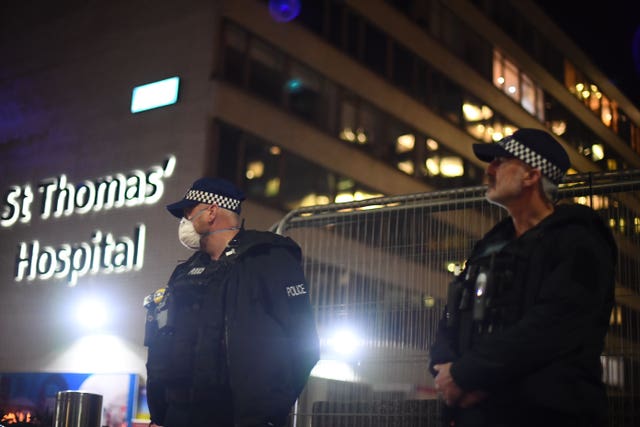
[188,267,205,275]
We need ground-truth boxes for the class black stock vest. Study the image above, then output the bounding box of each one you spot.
[448,235,532,355]
[145,251,231,390]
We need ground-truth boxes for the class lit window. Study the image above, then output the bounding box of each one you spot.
[440,157,464,177]
[504,60,519,101]
[462,103,493,122]
[396,134,415,153]
[536,87,545,122]
[466,123,487,141]
[521,74,535,114]
[493,50,504,87]
[339,127,356,142]
[425,157,440,176]
[353,190,383,200]
[269,145,281,155]
[463,103,483,121]
[335,192,354,203]
[340,99,357,141]
[601,96,612,127]
[481,106,494,120]
[592,144,604,161]
[575,195,609,210]
[397,160,414,175]
[589,87,601,112]
[265,177,280,197]
[297,193,330,207]
[246,161,265,179]
[356,128,368,144]
[601,355,624,388]
[551,121,567,136]
[337,178,354,191]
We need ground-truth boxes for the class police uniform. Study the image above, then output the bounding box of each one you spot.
[429,203,617,427]
[144,177,319,427]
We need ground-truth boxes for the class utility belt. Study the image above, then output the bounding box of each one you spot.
[164,383,232,404]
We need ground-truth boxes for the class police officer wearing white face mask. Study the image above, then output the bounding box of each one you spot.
[144,177,319,427]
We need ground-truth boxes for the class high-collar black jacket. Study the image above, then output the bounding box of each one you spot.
[146,229,319,427]
[429,203,617,426]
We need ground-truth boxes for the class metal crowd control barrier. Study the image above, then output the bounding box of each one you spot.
[53,391,103,427]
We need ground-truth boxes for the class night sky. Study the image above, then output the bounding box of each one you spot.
[534,1,640,107]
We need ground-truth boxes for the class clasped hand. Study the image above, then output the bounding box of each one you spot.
[433,363,487,408]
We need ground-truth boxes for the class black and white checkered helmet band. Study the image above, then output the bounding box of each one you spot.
[184,189,242,212]
[500,136,565,184]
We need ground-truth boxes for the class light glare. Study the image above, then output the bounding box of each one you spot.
[328,329,361,355]
[76,298,108,330]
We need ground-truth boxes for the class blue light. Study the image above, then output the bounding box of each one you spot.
[268,0,301,23]
[285,78,303,92]
[633,26,640,74]
[130,76,180,113]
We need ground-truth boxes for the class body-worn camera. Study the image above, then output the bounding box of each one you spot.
[445,254,497,329]
[144,287,173,345]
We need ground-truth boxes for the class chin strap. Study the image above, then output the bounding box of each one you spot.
[200,226,241,239]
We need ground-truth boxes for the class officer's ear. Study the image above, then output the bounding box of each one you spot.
[522,167,542,188]
[206,204,219,223]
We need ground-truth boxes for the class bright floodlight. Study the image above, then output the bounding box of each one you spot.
[131,76,180,113]
[328,328,361,355]
[75,298,108,330]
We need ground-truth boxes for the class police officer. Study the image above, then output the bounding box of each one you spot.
[429,129,617,427]
[144,177,320,427]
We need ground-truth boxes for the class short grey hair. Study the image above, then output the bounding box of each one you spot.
[540,175,559,204]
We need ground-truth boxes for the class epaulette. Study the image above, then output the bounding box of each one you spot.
[222,229,300,261]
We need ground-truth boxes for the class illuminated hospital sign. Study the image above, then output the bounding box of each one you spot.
[1,155,176,286]
[15,226,146,287]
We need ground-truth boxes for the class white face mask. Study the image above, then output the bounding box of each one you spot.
[177,207,208,250]
[178,217,201,250]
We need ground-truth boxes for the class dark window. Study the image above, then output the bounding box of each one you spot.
[221,23,247,87]
[414,59,429,104]
[392,41,414,94]
[248,39,285,103]
[328,0,345,49]
[346,10,361,58]
[296,0,324,35]
[363,21,387,76]
[441,78,463,125]
[216,123,243,185]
